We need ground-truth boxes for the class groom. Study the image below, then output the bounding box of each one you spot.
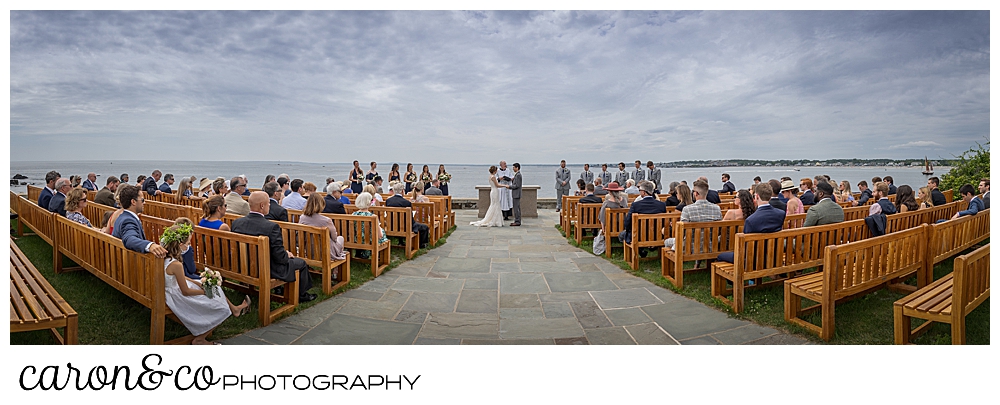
[510,163,522,226]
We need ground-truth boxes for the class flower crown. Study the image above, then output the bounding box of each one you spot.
[160,223,193,245]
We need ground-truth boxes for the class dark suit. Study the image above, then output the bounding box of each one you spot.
[857,189,873,205]
[38,187,54,211]
[95,187,117,207]
[158,182,172,194]
[720,181,736,194]
[580,194,602,204]
[983,191,990,209]
[876,198,897,215]
[707,189,721,204]
[385,195,429,247]
[769,197,786,211]
[510,171,523,224]
[112,210,153,254]
[47,192,67,216]
[665,194,679,207]
[957,196,985,217]
[265,198,288,222]
[143,177,159,195]
[231,212,312,297]
[931,189,946,206]
[888,184,897,195]
[81,179,98,191]
[717,204,785,263]
[800,190,815,206]
[322,195,347,215]
[620,196,667,244]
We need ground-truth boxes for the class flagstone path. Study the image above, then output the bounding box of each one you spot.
[222,210,809,345]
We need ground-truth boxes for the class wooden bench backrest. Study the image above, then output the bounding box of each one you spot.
[921,200,964,223]
[142,199,199,223]
[411,202,437,229]
[80,200,117,228]
[577,203,602,230]
[14,194,56,244]
[943,189,954,202]
[824,224,927,300]
[784,213,807,229]
[603,208,629,238]
[27,185,42,203]
[843,205,870,222]
[629,213,681,247]
[322,213,382,251]
[734,218,870,276]
[275,220,332,270]
[372,206,414,239]
[673,220,744,260]
[953,243,990,317]
[927,208,990,265]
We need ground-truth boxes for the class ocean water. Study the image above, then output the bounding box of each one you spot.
[9,160,951,199]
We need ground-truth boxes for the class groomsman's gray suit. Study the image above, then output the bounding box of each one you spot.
[648,167,662,193]
[615,170,630,187]
[632,167,646,183]
[510,171,523,224]
[556,166,571,211]
[599,170,613,186]
[580,170,594,185]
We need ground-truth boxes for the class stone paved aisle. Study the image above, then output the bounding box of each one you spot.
[223,210,809,345]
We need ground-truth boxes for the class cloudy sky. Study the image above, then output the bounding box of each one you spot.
[9,11,990,163]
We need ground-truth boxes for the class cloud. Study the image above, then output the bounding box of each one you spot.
[888,141,944,149]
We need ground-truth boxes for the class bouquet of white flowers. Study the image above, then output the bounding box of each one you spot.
[200,267,223,299]
[438,173,452,184]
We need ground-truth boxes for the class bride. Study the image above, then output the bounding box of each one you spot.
[471,165,509,227]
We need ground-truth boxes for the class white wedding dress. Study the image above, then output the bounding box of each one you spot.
[470,175,505,227]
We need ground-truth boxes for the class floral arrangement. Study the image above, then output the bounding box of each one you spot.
[159,223,193,246]
[200,267,223,299]
[438,173,451,184]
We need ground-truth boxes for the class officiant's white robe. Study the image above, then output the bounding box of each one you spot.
[496,167,514,211]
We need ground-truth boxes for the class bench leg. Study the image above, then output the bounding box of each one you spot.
[820,300,835,341]
[893,303,910,344]
[733,277,744,314]
[784,282,799,322]
[710,267,733,309]
[674,257,685,289]
[951,314,966,345]
[65,315,78,345]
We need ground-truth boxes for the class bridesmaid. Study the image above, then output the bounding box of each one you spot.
[404,163,417,194]
[437,164,451,196]
[388,163,401,184]
[349,160,364,194]
[420,165,433,191]
[365,161,379,186]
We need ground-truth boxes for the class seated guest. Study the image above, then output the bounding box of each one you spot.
[198,196,231,231]
[337,182,352,204]
[722,189,755,221]
[170,217,201,280]
[223,177,250,216]
[277,176,291,197]
[951,184,986,219]
[323,182,347,214]
[301,181,317,199]
[804,182,844,227]
[48,177,71,216]
[895,185,919,213]
[298,194,347,264]
[159,173,175,193]
[664,181,680,207]
[580,183,603,204]
[385,182,430,249]
[363,184,383,206]
[574,179,588,196]
[120,173,129,185]
[176,177,194,199]
[871,176,882,187]
[872,182,896,215]
[100,210,115,234]
[719,173,736,194]
[718,184,785,263]
[980,178,990,209]
[65,187,93,227]
[82,172,99,191]
[927,176,947,206]
[593,177,607,196]
[674,183,694,212]
[619,181,667,253]
[664,179,722,249]
[112,185,168,257]
[262,181,288,222]
[799,178,815,205]
[768,179,787,210]
[599,182,628,225]
[351,192,390,259]
[697,177,722,204]
[281,179,307,210]
[135,175,147,188]
[917,186,933,210]
[143,170,163,195]
[232,191,316,302]
[752,176,762,187]
[95,176,120,207]
[70,175,82,188]
[263,175,277,188]
[409,182,429,203]
[781,180,803,215]
[837,181,855,203]
[372,176,385,194]
[38,170,61,209]
[624,179,640,196]
[884,176,897,195]
[425,179,444,196]
[855,180,873,206]
[198,178,212,198]
[240,175,251,196]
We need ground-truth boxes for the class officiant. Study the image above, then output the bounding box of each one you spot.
[496,161,515,221]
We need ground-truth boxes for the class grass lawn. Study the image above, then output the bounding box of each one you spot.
[557,225,989,345]
[10,220,454,345]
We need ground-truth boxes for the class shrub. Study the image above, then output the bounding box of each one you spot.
[941,140,990,198]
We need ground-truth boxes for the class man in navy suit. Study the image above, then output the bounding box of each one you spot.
[111,185,168,257]
[768,179,787,211]
[873,182,896,215]
[884,176,897,195]
[322,182,347,215]
[263,181,289,222]
[38,170,60,210]
[799,178,816,206]
[143,170,162,196]
[928,177,947,206]
[158,173,175,193]
[47,178,71,217]
[385,183,429,248]
[697,176,722,203]
[719,173,736,194]
[952,184,986,219]
[81,172,99,191]
[620,181,668,252]
[717,183,786,263]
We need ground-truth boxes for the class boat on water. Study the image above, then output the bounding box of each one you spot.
[921,156,933,175]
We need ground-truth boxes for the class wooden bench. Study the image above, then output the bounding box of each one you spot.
[323,213,392,277]
[926,208,990,267]
[27,184,43,203]
[412,202,441,246]
[784,225,929,341]
[373,206,420,259]
[427,195,455,230]
[141,215,300,327]
[12,193,56,245]
[661,219,743,289]
[623,213,680,270]
[711,218,871,313]
[277,221,351,295]
[894,243,989,345]
[601,207,629,259]
[10,239,79,344]
[561,196,583,236]
[575,203,602,245]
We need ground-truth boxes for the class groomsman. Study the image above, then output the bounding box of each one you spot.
[615,162,629,187]
[555,160,571,212]
[580,164,595,185]
[599,164,613,187]
[631,160,646,183]
[646,161,662,194]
